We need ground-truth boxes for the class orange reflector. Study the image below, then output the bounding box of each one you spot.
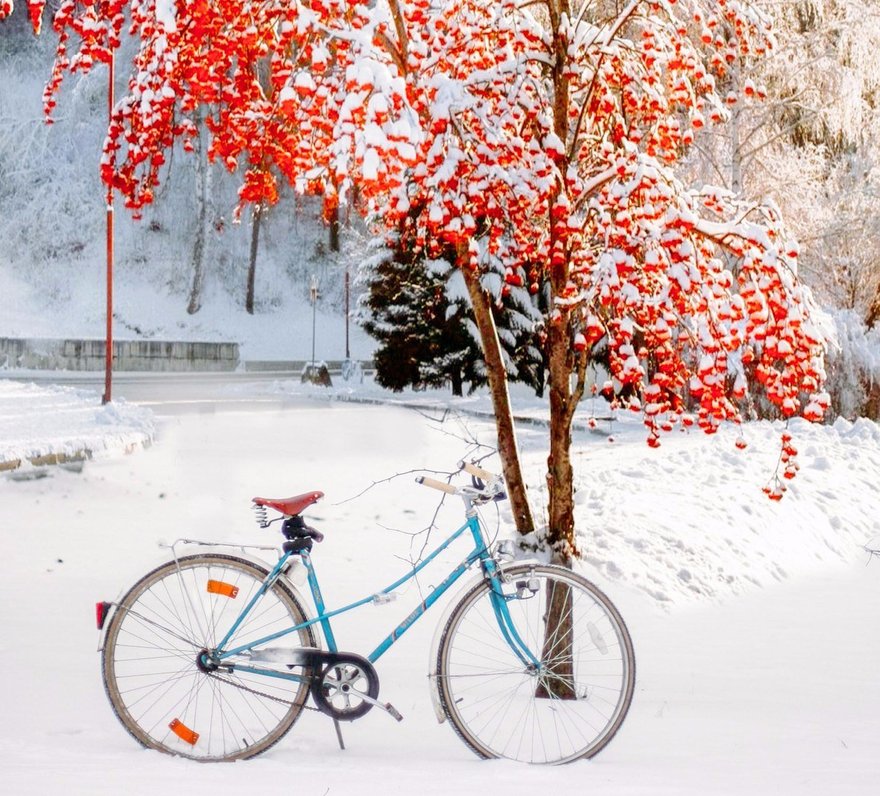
[169,718,199,746]
[206,579,239,598]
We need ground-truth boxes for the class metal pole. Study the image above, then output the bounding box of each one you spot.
[344,266,350,360]
[102,50,115,405]
[310,275,318,367]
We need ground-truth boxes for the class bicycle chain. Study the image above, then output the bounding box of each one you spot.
[205,669,321,712]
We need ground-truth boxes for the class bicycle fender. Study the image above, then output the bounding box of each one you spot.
[425,558,542,724]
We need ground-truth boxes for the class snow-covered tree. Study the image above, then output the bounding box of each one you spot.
[17,0,829,564]
[682,0,880,320]
[359,226,545,396]
[676,0,880,422]
[359,240,483,395]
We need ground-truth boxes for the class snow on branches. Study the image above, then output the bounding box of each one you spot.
[24,0,416,217]
[29,0,829,504]
[0,0,44,32]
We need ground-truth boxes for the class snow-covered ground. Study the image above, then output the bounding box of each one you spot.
[0,378,878,794]
[0,380,153,468]
[265,377,880,605]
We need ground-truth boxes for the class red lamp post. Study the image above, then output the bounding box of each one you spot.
[102,50,114,405]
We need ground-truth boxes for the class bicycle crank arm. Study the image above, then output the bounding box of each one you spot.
[243,649,403,721]
[354,692,403,722]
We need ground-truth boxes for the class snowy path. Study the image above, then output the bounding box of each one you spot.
[0,404,877,794]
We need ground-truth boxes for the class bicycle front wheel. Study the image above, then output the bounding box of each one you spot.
[102,554,316,761]
[437,563,635,764]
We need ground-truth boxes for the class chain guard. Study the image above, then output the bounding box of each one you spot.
[310,651,380,722]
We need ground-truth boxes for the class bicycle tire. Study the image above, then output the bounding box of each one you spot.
[436,563,635,764]
[102,553,317,761]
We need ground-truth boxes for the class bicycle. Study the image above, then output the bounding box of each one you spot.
[96,462,636,764]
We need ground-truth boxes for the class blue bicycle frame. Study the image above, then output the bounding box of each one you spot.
[211,513,541,678]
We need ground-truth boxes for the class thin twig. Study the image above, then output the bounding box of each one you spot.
[419,407,498,456]
[331,468,454,506]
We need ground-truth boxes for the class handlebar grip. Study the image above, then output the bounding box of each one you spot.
[459,461,497,482]
[416,476,457,495]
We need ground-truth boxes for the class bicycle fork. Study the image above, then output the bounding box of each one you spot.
[484,565,543,671]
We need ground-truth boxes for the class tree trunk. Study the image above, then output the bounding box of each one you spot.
[866,287,880,329]
[328,199,340,253]
[451,368,463,397]
[542,0,577,565]
[461,261,535,534]
[545,317,578,565]
[534,579,576,700]
[533,319,579,700]
[246,202,263,315]
[187,113,211,315]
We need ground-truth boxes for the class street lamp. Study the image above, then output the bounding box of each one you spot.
[344,264,350,361]
[309,274,318,368]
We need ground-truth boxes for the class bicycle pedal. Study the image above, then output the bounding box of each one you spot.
[384,702,403,722]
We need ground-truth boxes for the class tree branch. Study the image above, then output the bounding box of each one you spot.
[384,0,409,70]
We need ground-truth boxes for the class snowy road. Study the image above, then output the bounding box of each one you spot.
[0,403,877,795]
[2,371,313,415]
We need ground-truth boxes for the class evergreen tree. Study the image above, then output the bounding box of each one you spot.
[359,225,545,397]
[360,239,478,395]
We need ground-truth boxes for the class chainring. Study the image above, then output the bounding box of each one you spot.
[310,652,380,722]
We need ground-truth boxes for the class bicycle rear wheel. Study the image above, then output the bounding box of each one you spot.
[436,563,635,764]
[102,553,316,761]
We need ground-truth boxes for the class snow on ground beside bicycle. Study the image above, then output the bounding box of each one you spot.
[267,376,880,604]
[0,398,878,795]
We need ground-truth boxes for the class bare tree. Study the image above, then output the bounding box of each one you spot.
[245,201,264,315]
[187,110,213,315]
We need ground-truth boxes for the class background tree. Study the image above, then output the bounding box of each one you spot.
[245,200,266,315]
[186,109,213,314]
[360,242,481,396]
[360,224,545,397]
[682,0,880,323]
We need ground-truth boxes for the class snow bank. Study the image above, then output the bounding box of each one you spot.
[0,380,154,466]
[566,415,880,604]
[0,396,877,794]
[266,376,880,606]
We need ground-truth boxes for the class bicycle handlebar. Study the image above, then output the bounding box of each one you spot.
[416,464,506,505]
[458,461,496,482]
[415,476,458,494]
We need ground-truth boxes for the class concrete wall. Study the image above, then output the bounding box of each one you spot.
[0,337,239,372]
